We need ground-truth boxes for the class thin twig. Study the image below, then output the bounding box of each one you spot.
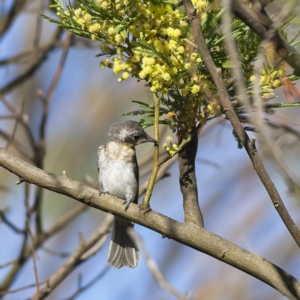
[0,94,36,154]
[0,0,26,37]
[0,260,16,269]
[33,31,73,235]
[41,246,70,258]
[5,97,25,150]
[61,266,110,300]
[0,202,88,291]
[0,209,26,234]
[0,28,63,94]
[0,128,32,160]
[0,280,46,296]
[135,233,188,300]
[30,215,113,300]
[27,221,40,299]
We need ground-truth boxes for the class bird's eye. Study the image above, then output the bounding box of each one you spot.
[133,135,140,141]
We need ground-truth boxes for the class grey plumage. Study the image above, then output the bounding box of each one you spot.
[98,120,156,268]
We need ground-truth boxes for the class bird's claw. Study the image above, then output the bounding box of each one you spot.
[99,190,108,197]
[123,200,131,211]
[138,203,151,214]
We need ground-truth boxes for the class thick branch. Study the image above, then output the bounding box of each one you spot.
[178,134,203,226]
[1,148,300,299]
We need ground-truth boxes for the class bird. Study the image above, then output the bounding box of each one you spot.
[98,120,157,268]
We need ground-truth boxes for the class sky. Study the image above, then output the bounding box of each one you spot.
[1,1,300,300]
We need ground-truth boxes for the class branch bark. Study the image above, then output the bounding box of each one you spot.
[1,148,300,299]
[178,133,203,226]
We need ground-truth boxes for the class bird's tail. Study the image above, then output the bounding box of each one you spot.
[108,216,140,268]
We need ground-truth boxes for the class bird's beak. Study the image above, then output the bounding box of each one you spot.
[142,134,158,146]
[150,137,158,146]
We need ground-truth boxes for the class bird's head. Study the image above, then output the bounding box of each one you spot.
[108,120,157,146]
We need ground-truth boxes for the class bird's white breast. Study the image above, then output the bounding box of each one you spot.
[98,142,138,202]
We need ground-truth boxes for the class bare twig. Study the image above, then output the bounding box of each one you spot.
[0,28,63,94]
[0,281,46,296]
[27,221,40,299]
[38,31,73,156]
[61,266,110,300]
[33,31,72,235]
[135,233,187,300]
[0,260,16,269]
[0,94,36,153]
[0,201,88,291]
[41,246,70,258]
[0,0,27,37]
[268,121,300,139]
[0,128,32,159]
[0,207,25,234]
[4,97,25,150]
[33,0,43,51]
[0,183,30,291]
[30,215,113,299]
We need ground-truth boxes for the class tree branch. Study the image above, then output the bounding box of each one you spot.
[182,0,300,248]
[1,148,300,299]
[178,133,203,226]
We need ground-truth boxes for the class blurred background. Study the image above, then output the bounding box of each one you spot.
[1,1,300,299]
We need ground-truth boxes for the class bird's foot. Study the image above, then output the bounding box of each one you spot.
[138,203,151,214]
[123,200,131,211]
[99,190,109,197]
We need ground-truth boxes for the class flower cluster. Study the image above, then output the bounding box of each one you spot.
[163,136,178,156]
[47,0,298,138]
[249,67,285,100]
[51,0,216,133]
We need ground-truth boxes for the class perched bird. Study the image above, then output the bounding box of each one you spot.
[98,120,157,268]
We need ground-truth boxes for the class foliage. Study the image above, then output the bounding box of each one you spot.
[45,0,299,136]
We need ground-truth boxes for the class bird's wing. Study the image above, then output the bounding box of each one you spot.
[133,154,139,204]
[97,145,105,189]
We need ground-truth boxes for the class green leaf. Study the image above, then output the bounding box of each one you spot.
[132,40,170,65]
[123,110,155,116]
[131,100,155,109]
[232,129,243,149]
[222,60,233,68]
